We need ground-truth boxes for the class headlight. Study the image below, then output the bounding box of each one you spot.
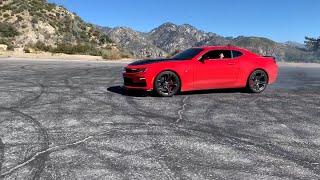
[133,68,147,73]
[125,68,147,73]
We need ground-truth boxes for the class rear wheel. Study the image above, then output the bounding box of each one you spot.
[247,70,268,93]
[154,71,180,97]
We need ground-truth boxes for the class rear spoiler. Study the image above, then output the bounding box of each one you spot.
[263,56,277,63]
[263,56,276,60]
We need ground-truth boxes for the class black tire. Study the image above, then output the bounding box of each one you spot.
[247,69,268,93]
[154,71,181,97]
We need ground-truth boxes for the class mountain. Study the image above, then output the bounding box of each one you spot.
[0,0,128,58]
[100,26,166,57]
[100,22,229,58]
[284,41,306,49]
[0,1,316,62]
[101,23,318,62]
[147,22,229,53]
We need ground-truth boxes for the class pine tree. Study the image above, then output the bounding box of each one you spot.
[305,36,320,51]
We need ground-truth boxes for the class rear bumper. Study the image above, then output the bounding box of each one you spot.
[268,64,278,84]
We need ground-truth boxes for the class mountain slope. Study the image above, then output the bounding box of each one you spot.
[147,23,229,53]
[1,1,315,62]
[285,41,306,49]
[101,23,317,62]
[100,26,166,57]
[0,0,114,52]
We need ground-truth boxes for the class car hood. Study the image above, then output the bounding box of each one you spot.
[129,58,180,66]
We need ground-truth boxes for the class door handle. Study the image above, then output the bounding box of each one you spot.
[228,62,236,65]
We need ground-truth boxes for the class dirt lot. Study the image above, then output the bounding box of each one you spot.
[0,59,319,179]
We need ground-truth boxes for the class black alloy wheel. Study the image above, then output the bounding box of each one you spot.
[154,71,181,97]
[247,70,268,93]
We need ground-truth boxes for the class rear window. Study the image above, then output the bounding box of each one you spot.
[232,50,243,58]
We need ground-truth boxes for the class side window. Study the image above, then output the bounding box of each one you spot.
[232,50,243,58]
[202,50,232,60]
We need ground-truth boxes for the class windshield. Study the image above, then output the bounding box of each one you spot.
[172,48,203,60]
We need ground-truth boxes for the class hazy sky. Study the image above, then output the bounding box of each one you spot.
[49,0,319,43]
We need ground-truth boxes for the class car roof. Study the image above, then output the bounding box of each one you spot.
[196,45,246,51]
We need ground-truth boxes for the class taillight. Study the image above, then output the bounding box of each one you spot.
[272,57,277,64]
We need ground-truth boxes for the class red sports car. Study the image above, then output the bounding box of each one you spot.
[123,45,278,97]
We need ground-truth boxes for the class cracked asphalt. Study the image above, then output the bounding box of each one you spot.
[0,59,319,180]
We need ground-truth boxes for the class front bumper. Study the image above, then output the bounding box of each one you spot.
[122,73,152,91]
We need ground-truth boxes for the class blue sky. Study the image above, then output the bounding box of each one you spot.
[48,0,319,43]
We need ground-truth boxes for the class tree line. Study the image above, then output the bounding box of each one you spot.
[305,36,320,52]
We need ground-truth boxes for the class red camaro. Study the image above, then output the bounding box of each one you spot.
[123,45,278,97]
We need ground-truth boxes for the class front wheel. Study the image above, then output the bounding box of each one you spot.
[247,70,268,93]
[154,71,181,97]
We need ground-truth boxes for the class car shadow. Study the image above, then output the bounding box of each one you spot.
[180,88,247,95]
[107,86,150,97]
[107,86,247,97]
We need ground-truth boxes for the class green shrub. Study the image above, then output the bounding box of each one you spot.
[0,38,14,51]
[99,34,113,44]
[52,43,102,56]
[0,23,19,37]
[35,41,52,51]
[46,3,56,11]
[23,47,34,53]
[3,13,9,18]
[120,52,132,59]
[1,5,10,11]
[49,21,56,28]
[16,15,23,22]
[31,17,38,24]
[24,41,53,52]
[17,5,26,14]
[92,30,100,37]
[79,32,89,41]
[101,49,121,60]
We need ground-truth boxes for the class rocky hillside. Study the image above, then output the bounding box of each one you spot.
[0,0,316,61]
[284,41,305,49]
[100,26,166,57]
[101,23,318,62]
[0,0,126,58]
[147,23,228,53]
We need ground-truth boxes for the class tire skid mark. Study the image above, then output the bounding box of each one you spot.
[251,98,320,175]
[0,138,4,173]
[79,130,183,179]
[176,96,189,123]
[0,136,93,178]
[197,95,320,174]
[76,148,127,177]
[125,96,176,122]
[64,78,85,95]
[0,64,121,179]
[0,107,50,179]
[65,76,129,127]
[0,79,45,109]
[94,121,266,179]
[11,81,46,109]
[83,143,175,179]
[256,97,314,140]
[181,120,319,175]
